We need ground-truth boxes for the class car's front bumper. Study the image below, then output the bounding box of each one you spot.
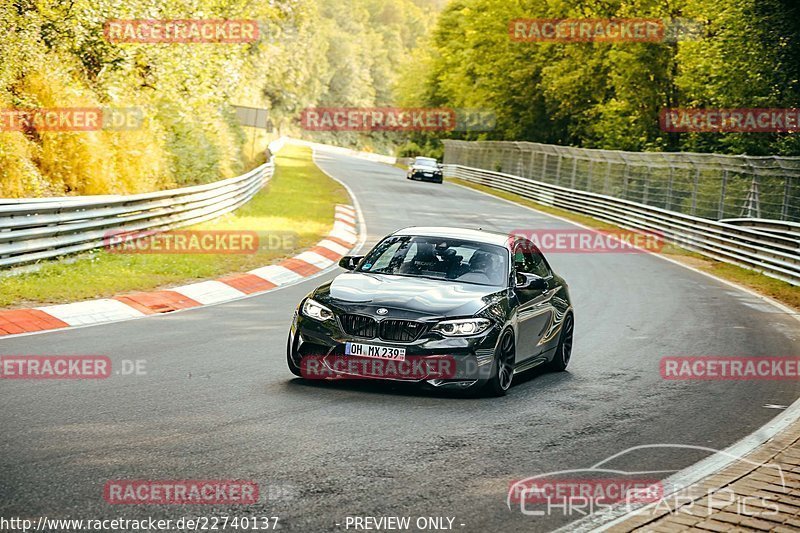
[290,312,500,387]
[408,171,443,182]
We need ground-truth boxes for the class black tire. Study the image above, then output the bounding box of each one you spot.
[486,329,515,396]
[547,313,574,372]
[286,333,302,377]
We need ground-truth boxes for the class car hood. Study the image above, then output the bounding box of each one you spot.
[313,272,505,318]
[411,166,439,171]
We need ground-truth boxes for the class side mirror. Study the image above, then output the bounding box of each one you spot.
[338,255,363,271]
[515,272,547,291]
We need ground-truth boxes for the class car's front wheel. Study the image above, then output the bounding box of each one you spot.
[486,329,515,396]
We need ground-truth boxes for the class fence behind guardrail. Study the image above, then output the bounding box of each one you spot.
[443,140,800,223]
[442,141,799,285]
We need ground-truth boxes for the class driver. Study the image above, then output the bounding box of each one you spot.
[457,249,502,284]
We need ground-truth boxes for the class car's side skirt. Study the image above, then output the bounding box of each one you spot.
[513,352,551,374]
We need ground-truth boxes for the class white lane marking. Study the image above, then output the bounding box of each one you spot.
[36,299,146,326]
[170,280,246,305]
[248,264,304,285]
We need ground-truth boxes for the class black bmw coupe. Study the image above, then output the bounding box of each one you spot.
[406,156,444,183]
[287,227,573,395]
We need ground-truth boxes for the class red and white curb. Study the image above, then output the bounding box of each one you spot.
[0,204,359,338]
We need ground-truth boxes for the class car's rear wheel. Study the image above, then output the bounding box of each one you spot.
[286,333,302,377]
[486,329,515,396]
[547,313,573,372]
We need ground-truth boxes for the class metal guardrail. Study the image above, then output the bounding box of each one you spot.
[719,218,800,237]
[443,140,800,223]
[444,164,800,286]
[0,160,274,269]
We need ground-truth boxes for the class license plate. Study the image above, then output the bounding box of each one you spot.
[345,342,406,361]
[424,172,432,176]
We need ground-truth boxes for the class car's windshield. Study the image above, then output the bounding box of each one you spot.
[357,236,509,286]
[414,157,438,167]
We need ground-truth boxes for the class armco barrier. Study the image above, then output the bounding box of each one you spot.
[0,160,274,269]
[444,164,800,285]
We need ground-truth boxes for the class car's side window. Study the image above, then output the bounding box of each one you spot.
[513,241,550,278]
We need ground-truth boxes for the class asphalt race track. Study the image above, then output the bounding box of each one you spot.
[1,146,799,532]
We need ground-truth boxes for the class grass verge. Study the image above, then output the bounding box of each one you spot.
[0,145,349,308]
[449,177,800,312]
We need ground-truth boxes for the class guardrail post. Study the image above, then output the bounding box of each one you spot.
[741,176,761,218]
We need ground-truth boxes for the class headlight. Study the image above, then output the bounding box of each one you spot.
[302,298,334,322]
[433,318,492,336]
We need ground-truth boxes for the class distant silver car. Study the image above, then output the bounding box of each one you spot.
[406,156,443,183]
